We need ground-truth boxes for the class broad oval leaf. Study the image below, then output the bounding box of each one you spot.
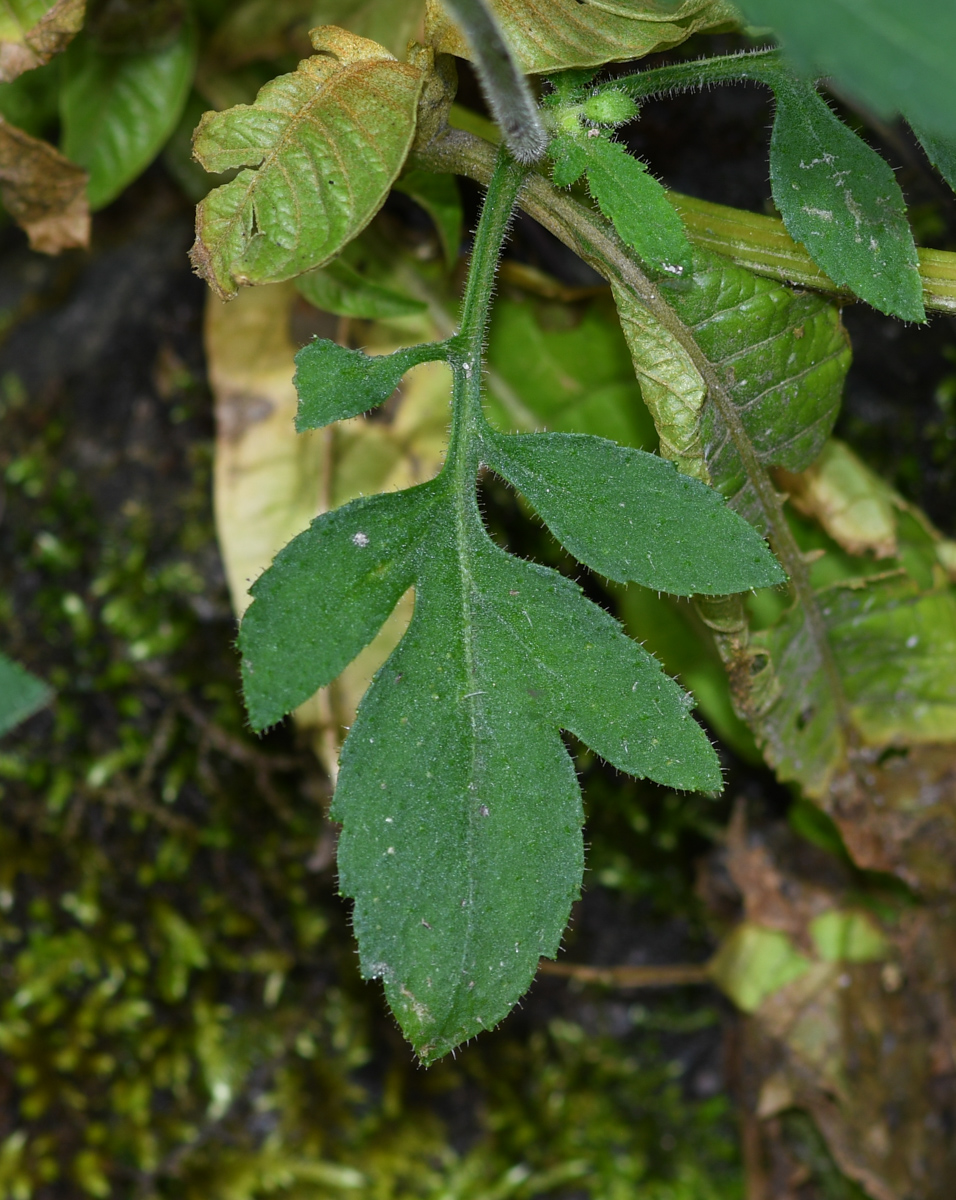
[614,251,852,530]
[331,499,719,1062]
[769,78,923,322]
[425,0,738,74]
[60,21,197,209]
[484,430,785,594]
[190,27,424,300]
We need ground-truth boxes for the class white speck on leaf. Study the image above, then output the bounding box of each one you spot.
[352,531,369,547]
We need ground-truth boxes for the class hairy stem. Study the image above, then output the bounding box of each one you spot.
[614,47,782,98]
[438,0,546,164]
[416,128,855,740]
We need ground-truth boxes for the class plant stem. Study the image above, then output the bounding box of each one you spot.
[613,47,782,99]
[417,129,855,742]
[444,146,526,485]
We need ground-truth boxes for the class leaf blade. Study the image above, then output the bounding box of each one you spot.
[484,430,785,594]
[0,651,52,736]
[769,78,923,322]
[191,27,423,299]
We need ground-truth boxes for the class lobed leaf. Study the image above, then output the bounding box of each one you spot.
[614,251,851,531]
[60,20,197,210]
[425,0,738,75]
[293,340,449,431]
[329,497,720,1061]
[483,430,784,594]
[190,27,424,300]
[769,78,923,322]
[734,0,956,143]
[0,651,52,736]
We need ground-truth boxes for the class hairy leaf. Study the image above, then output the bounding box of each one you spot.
[484,430,784,593]
[910,121,956,194]
[0,651,52,736]
[297,495,718,1061]
[551,133,692,278]
[0,114,89,251]
[769,78,923,322]
[734,0,956,142]
[60,21,197,209]
[425,0,738,74]
[0,0,83,81]
[294,340,448,431]
[614,251,851,530]
[190,27,424,300]
[296,257,427,320]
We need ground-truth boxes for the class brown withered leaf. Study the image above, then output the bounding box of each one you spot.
[0,0,85,82]
[0,116,89,253]
[709,810,956,1200]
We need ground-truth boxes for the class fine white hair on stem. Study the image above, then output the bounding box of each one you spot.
[440,0,548,163]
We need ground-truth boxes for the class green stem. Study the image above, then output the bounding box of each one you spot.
[614,48,783,99]
[444,147,527,486]
[416,128,856,743]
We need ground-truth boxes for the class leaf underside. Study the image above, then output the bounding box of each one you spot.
[425,0,739,74]
[190,27,423,299]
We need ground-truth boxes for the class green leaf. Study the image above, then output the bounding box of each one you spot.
[710,923,812,1013]
[614,251,852,530]
[296,257,427,320]
[909,121,956,193]
[769,77,923,322]
[329,497,719,1062]
[484,430,784,594]
[0,651,52,736]
[426,0,739,75]
[393,169,462,266]
[752,572,956,796]
[190,27,424,300]
[293,339,448,431]
[560,134,692,278]
[239,484,440,730]
[59,20,197,209]
[548,133,587,188]
[734,0,956,143]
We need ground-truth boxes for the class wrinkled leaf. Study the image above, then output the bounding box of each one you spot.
[734,0,956,143]
[294,340,447,430]
[0,650,52,735]
[613,250,851,523]
[191,27,424,300]
[0,0,84,82]
[484,429,784,593]
[0,113,89,251]
[60,20,197,209]
[769,76,923,322]
[426,0,739,75]
[551,132,692,278]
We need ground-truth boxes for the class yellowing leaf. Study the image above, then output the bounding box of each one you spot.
[709,923,812,1013]
[425,0,738,74]
[190,26,425,299]
[0,114,89,252]
[0,0,84,82]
